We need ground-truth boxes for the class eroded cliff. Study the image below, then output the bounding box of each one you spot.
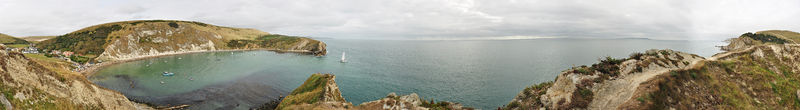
[0,45,150,109]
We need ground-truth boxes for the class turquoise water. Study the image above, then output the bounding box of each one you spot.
[90,39,724,109]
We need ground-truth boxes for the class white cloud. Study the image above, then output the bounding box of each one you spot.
[0,0,798,40]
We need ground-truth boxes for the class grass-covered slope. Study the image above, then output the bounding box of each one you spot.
[624,46,800,109]
[0,45,147,109]
[0,33,30,45]
[619,30,800,109]
[36,24,122,56]
[36,20,326,62]
[276,73,350,110]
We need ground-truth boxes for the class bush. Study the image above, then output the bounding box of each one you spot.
[168,22,179,28]
[670,71,679,77]
[421,99,452,110]
[742,32,788,44]
[566,87,593,109]
[660,51,669,56]
[507,101,520,108]
[574,67,592,74]
[69,55,90,64]
[591,56,625,76]
[630,52,645,60]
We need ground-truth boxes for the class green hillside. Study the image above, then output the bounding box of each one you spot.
[0,33,31,45]
[36,20,326,61]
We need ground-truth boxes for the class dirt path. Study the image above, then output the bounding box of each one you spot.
[589,52,704,109]
[596,44,800,109]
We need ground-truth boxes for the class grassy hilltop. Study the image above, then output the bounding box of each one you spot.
[0,33,31,48]
[35,20,326,62]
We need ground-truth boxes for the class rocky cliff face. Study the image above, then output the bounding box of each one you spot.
[504,30,800,110]
[0,45,149,109]
[275,73,353,109]
[275,73,470,110]
[504,49,704,109]
[37,20,327,62]
[619,44,800,109]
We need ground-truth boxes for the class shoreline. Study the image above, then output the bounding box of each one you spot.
[81,48,320,77]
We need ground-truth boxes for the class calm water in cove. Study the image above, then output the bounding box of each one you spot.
[90,39,724,109]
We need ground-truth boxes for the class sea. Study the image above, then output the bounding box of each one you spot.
[90,38,725,109]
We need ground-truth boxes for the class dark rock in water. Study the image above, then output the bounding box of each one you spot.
[252,96,283,110]
[127,73,286,109]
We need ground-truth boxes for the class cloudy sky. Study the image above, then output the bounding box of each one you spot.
[0,0,798,40]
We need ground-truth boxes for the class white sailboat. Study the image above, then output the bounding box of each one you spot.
[340,52,347,63]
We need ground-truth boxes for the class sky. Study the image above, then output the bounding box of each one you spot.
[0,0,798,40]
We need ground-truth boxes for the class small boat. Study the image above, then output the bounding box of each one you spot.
[162,72,175,76]
[340,52,347,63]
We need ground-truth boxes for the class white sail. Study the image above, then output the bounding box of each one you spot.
[340,52,347,62]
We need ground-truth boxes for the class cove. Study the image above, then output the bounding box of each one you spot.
[90,39,724,109]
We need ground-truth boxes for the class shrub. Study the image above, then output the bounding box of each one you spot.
[421,99,452,110]
[591,56,625,76]
[741,32,788,44]
[574,67,592,74]
[660,50,670,56]
[69,55,90,64]
[566,87,593,109]
[507,101,520,109]
[637,97,645,102]
[630,52,645,60]
[168,22,179,28]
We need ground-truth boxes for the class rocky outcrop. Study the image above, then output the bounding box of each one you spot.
[356,93,469,110]
[275,73,352,109]
[505,49,704,110]
[0,45,150,109]
[275,73,470,110]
